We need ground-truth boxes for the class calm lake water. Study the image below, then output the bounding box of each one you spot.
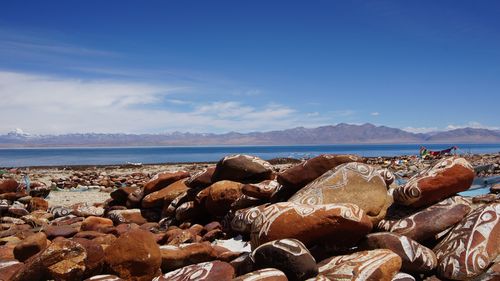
[0,143,499,167]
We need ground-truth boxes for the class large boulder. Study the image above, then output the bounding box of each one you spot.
[13,232,48,262]
[242,180,281,200]
[153,260,235,281]
[360,232,437,273]
[143,171,190,195]
[212,154,273,183]
[250,202,372,249]
[185,166,216,189]
[159,242,219,272]
[277,154,364,191]
[433,203,500,280]
[142,179,189,208]
[202,180,243,217]
[393,157,474,208]
[252,238,318,281]
[377,196,471,242]
[104,229,161,281]
[229,204,269,234]
[289,162,392,224]
[317,249,402,281]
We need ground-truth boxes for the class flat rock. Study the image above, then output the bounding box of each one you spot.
[393,157,474,208]
[143,171,190,195]
[159,242,219,272]
[433,203,500,280]
[142,179,189,208]
[252,238,318,281]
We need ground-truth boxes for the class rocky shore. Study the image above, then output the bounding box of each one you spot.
[0,153,499,281]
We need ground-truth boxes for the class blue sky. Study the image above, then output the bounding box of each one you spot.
[0,0,499,134]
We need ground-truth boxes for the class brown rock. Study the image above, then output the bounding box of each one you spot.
[83,275,124,281]
[361,232,437,273]
[81,216,114,232]
[125,188,143,208]
[393,157,474,208]
[142,179,189,208]
[433,203,500,280]
[159,242,219,272]
[392,272,416,281]
[153,260,235,281]
[143,171,190,195]
[204,180,243,217]
[43,225,78,239]
[250,202,372,249]
[107,209,147,225]
[212,154,274,183]
[185,166,215,189]
[377,196,472,242]
[72,238,105,278]
[233,268,288,281]
[28,197,48,212]
[318,249,402,281]
[0,179,19,194]
[13,232,47,262]
[491,183,500,194]
[71,203,105,217]
[104,229,161,281]
[277,154,363,191]
[242,180,281,200]
[110,186,138,204]
[289,162,392,224]
[230,204,268,234]
[0,260,24,281]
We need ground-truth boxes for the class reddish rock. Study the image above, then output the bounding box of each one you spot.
[250,202,372,249]
[175,201,201,222]
[277,154,364,191]
[0,244,16,259]
[84,275,124,281]
[110,186,139,204]
[318,249,402,281]
[71,203,104,217]
[233,268,288,281]
[289,162,392,224]
[143,171,190,195]
[433,203,500,280]
[43,225,78,239]
[159,242,219,272]
[252,238,318,281]
[185,166,215,189]
[378,196,472,242]
[104,229,161,281]
[107,209,147,225]
[72,238,105,278]
[142,179,189,208]
[242,180,281,199]
[125,188,143,208]
[28,197,49,212]
[13,232,48,262]
[361,232,437,273]
[230,204,268,234]
[0,179,19,194]
[212,154,274,183]
[392,272,416,281]
[379,168,395,187]
[153,260,235,281]
[81,216,114,232]
[393,157,474,208]
[0,260,24,281]
[204,180,243,217]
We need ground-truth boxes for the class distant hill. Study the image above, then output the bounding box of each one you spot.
[0,123,499,147]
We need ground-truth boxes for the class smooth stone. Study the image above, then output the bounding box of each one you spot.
[212,154,274,183]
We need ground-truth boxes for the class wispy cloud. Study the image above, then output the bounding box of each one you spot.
[445,121,499,131]
[370,112,380,116]
[0,71,326,134]
[403,127,439,134]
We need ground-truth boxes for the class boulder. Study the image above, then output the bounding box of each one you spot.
[28,197,48,212]
[43,225,78,239]
[143,171,190,195]
[72,238,105,278]
[159,242,219,272]
[233,268,288,281]
[377,196,471,242]
[252,238,318,281]
[242,180,281,200]
[110,187,139,205]
[185,166,215,189]
[318,249,402,281]
[393,157,474,208]
[142,179,189,208]
[250,202,372,249]
[361,232,437,273]
[107,209,147,225]
[0,260,24,281]
[81,216,114,232]
[289,162,392,224]
[230,204,269,234]
[153,260,235,281]
[391,272,416,281]
[13,232,48,262]
[104,229,161,281]
[433,203,500,280]
[71,203,104,217]
[0,179,19,194]
[277,154,363,191]
[204,180,243,217]
[212,154,273,183]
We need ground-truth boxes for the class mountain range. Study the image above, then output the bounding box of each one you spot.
[1,123,499,147]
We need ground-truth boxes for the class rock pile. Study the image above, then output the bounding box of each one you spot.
[0,154,499,281]
[51,171,150,189]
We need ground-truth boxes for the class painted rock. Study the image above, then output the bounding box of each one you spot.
[126,188,144,209]
[233,268,288,281]
[378,196,472,242]
[107,209,147,225]
[252,238,318,281]
[204,180,243,217]
[391,272,416,281]
[159,242,219,272]
[242,180,281,199]
[250,202,372,249]
[318,249,402,281]
[13,238,87,281]
[230,204,268,234]
[80,216,114,232]
[143,171,190,195]
[361,232,437,273]
[153,260,234,281]
[277,154,364,191]
[175,201,201,222]
[142,179,189,208]
[185,166,216,189]
[49,206,72,218]
[231,194,263,211]
[289,162,392,224]
[212,154,274,183]
[13,232,48,262]
[379,168,395,187]
[433,203,500,280]
[104,229,161,281]
[71,203,104,217]
[84,275,124,281]
[393,157,474,208]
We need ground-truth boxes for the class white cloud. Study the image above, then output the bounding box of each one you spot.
[371,112,380,116]
[403,127,439,134]
[0,71,325,134]
[445,122,499,131]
